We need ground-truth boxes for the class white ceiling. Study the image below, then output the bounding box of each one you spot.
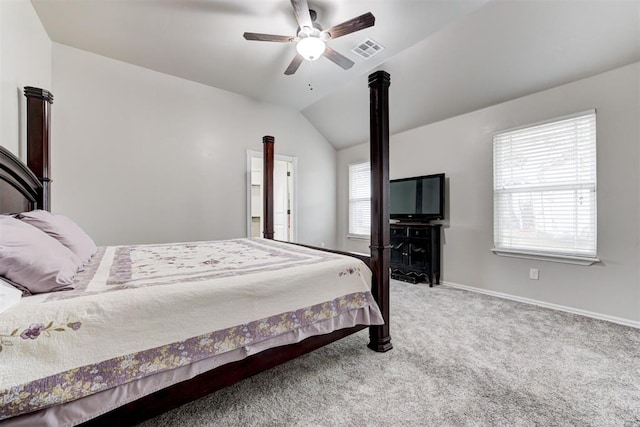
[32,0,640,150]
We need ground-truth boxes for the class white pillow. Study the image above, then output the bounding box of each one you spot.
[0,278,22,314]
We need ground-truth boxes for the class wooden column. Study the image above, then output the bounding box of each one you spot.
[262,135,275,239]
[367,71,392,352]
[24,86,54,211]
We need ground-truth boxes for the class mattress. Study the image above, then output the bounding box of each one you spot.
[0,238,383,424]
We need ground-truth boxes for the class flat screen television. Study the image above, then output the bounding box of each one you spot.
[390,173,445,222]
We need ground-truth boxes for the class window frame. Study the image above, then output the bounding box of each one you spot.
[348,161,371,239]
[492,110,599,266]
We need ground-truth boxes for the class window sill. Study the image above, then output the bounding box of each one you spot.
[347,234,370,241]
[491,248,599,266]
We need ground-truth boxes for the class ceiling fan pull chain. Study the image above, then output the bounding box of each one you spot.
[307,61,314,91]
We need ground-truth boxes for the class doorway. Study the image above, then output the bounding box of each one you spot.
[247,150,296,241]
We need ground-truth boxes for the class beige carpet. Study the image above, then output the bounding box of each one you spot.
[139,280,640,426]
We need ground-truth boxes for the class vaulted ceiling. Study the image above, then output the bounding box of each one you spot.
[32,0,640,149]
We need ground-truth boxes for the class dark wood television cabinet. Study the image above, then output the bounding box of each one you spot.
[390,222,441,286]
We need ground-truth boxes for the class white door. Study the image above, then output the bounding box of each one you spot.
[247,151,296,241]
[273,160,289,241]
[249,157,263,238]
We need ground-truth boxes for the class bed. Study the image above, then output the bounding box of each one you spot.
[0,71,392,426]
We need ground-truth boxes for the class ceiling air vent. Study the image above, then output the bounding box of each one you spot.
[352,38,384,60]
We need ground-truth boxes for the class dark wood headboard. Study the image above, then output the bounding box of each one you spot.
[0,86,53,214]
[0,145,43,213]
[24,86,54,211]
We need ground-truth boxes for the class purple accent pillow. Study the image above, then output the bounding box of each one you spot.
[0,216,82,294]
[17,210,97,264]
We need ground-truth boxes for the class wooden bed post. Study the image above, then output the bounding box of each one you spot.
[263,135,275,239]
[367,71,392,352]
[24,86,54,212]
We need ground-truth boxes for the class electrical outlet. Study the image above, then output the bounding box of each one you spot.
[529,268,539,280]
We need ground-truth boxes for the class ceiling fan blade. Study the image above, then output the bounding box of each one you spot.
[243,32,294,42]
[290,0,312,30]
[323,46,354,70]
[284,54,304,75]
[325,12,375,39]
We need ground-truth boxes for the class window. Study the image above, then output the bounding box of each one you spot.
[492,110,598,265]
[348,161,370,237]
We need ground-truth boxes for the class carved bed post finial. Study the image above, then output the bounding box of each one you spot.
[368,71,392,352]
[263,135,275,239]
[24,86,54,212]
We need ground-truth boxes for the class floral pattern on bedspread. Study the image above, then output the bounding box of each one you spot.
[0,320,81,352]
[47,238,342,301]
[109,238,338,285]
[0,291,374,420]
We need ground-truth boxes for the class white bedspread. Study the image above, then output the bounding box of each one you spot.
[0,238,382,420]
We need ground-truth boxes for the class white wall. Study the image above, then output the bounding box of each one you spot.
[337,63,640,323]
[51,43,336,248]
[0,0,51,155]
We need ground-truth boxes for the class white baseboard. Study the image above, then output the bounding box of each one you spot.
[441,281,640,329]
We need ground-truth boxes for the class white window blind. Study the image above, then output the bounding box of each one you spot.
[349,161,371,236]
[493,111,597,260]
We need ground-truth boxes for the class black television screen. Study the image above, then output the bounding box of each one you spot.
[390,173,445,221]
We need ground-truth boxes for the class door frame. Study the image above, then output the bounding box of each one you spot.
[246,150,298,241]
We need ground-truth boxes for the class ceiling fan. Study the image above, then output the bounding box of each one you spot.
[243,0,375,75]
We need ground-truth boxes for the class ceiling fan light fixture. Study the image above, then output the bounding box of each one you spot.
[296,36,325,61]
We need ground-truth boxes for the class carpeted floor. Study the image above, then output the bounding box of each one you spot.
[139,280,640,426]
